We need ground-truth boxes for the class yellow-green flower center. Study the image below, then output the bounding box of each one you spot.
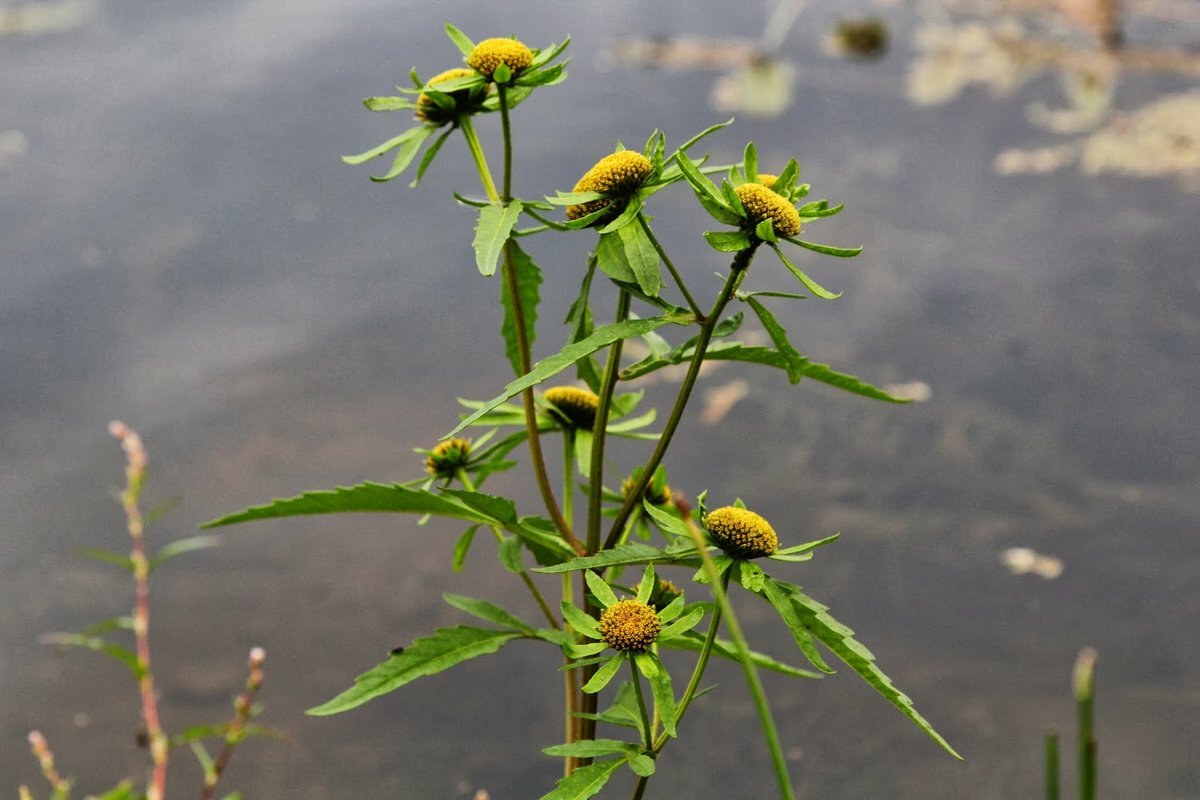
[566,151,653,222]
[467,37,534,80]
[416,68,483,123]
[543,386,600,429]
[734,182,801,239]
[704,506,779,558]
[756,173,778,189]
[598,599,662,652]
[621,475,672,507]
[425,437,471,476]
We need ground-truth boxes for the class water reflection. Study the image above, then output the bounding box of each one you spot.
[3,0,1199,797]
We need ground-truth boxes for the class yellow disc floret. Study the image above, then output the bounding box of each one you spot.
[704,506,779,558]
[565,151,653,222]
[598,599,662,652]
[734,182,801,239]
[756,173,778,189]
[425,437,472,477]
[416,68,484,124]
[543,386,600,430]
[467,37,534,80]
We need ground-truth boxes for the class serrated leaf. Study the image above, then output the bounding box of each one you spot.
[760,578,836,674]
[443,594,533,633]
[770,244,841,300]
[774,578,960,758]
[473,202,523,277]
[308,626,522,715]
[149,535,221,571]
[500,240,542,374]
[538,758,624,800]
[542,739,640,757]
[445,315,689,438]
[664,630,823,678]
[533,542,681,574]
[445,23,475,56]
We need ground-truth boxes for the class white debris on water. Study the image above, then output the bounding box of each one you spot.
[1002,547,1064,579]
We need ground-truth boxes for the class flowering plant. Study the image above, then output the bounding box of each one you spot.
[205,23,959,799]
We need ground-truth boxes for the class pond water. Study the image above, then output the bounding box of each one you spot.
[2,1,1198,797]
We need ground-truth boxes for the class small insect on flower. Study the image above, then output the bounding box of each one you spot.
[543,386,600,430]
[467,37,534,81]
[704,505,779,558]
[565,151,654,224]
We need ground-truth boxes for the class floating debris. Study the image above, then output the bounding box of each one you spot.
[0,0,96,37]
[883,380,933,402]
[1002,547,1064,579]
[829,17,890,60]
[710,58,795,118]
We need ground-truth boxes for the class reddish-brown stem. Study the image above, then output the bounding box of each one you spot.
[200,647,267,800]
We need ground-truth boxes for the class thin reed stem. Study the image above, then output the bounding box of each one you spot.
[637,213,701,318]
[199,647,266,800]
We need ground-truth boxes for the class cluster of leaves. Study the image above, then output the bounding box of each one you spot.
[202,21,959,800]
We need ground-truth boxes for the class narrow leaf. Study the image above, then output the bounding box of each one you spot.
[341,127,423,165]
[561,601,601,638]
[307,626,522,715]
[664,630,823,678]
[595,231,637,283]
[444,23,475,56]
[760,578,836,674]
[703,230,752,252]
[616,220,662,297]
[745,297,804,384]
[584,570,619,608]
[410,127,453,187]
[473,202,523,277]
[500,240,542,374]
[770,244,842,300]
[542,739,639,758]
[76,547,133,571]
[443,594,533,633]
[445,315,689,438]
[538,758,624,800]
[582,655,623,693]
[149,535,221,571]
[369,126,434,181]
[786,237,862,258]
[647,655,677,737]
[452,526,477,572]
[533,542,678,574]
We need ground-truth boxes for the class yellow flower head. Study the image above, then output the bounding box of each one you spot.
[543,386,600,430]
[425,437,472,477]
[650,578,683,611]
[704,506,779,558]
[416,68,487,124]
[621,475,672,507]
[467,37,534,81]
[598,598,662,652]
[565,151,653,222]
[734,182,801,239]
[756,173,778,189]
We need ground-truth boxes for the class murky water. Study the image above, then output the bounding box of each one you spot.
[3,1,1198,797]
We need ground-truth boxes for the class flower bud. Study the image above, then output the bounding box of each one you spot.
[543,386,600,430]
[704,506,779,558]
[734,182,801,238]
[425,437,472,477]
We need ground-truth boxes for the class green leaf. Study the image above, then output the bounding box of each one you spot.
[635,565,656,603]
[774,158,800,198]
[666,118,734,164]
[755,217,778,243]
[341,126,425,165]
[445,315,689,438]
[190,740,215,776]
[770,244,841,300]
[561,601,602,637]
[410,128,453,187]
[595,232,637,283]
[786,237,862,258]
[641,500,691,539]
[564,257,603,391]
[533,542,687,574]
[445,23,475,56]
[90,781,136,800]
[704,230,752,252]
[584,570,619,608]
[675,151,741,225]
[616,220,662,297]
[646,654,677,737]
[659,605,706,640]
[76,547,133,571]
[443,594,533,633]
[542,739,639,758]
[760,577,836,674]
[597,193,643,235]
[664,630,823,678]
[796,200,844,218]
[745,296,805,384]
[742,141,758,182]
[148,535,221,571]
[628,753,656,777]
[773,578,961,758]
[632,650,658,678]
[452,526,477,572]
[493,62,512,83]
[473,202,523,277]
[500,241,542,375]
[308,626,522,715]
[363,96,413,112]
[370,127,435,182]
[39,633,143,678]
[498,534,524,573]
[82,616,134,637]
[538,758,624,800]
[582,655,624,693]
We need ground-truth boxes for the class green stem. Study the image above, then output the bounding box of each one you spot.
[586,290,632,556]
[456,470,558,629]
[605,245,758,549]
[686,524,795,799]
[498,84,514,202]
[1074,648,1097,800]
[1045,730,1060,800]
[563,430,576,532]
[656,579,725,748]
[460,99,580,554]
[637,213,701,318]
[629,658,654,750]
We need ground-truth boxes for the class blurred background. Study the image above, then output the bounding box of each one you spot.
[2,0,1198,797]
